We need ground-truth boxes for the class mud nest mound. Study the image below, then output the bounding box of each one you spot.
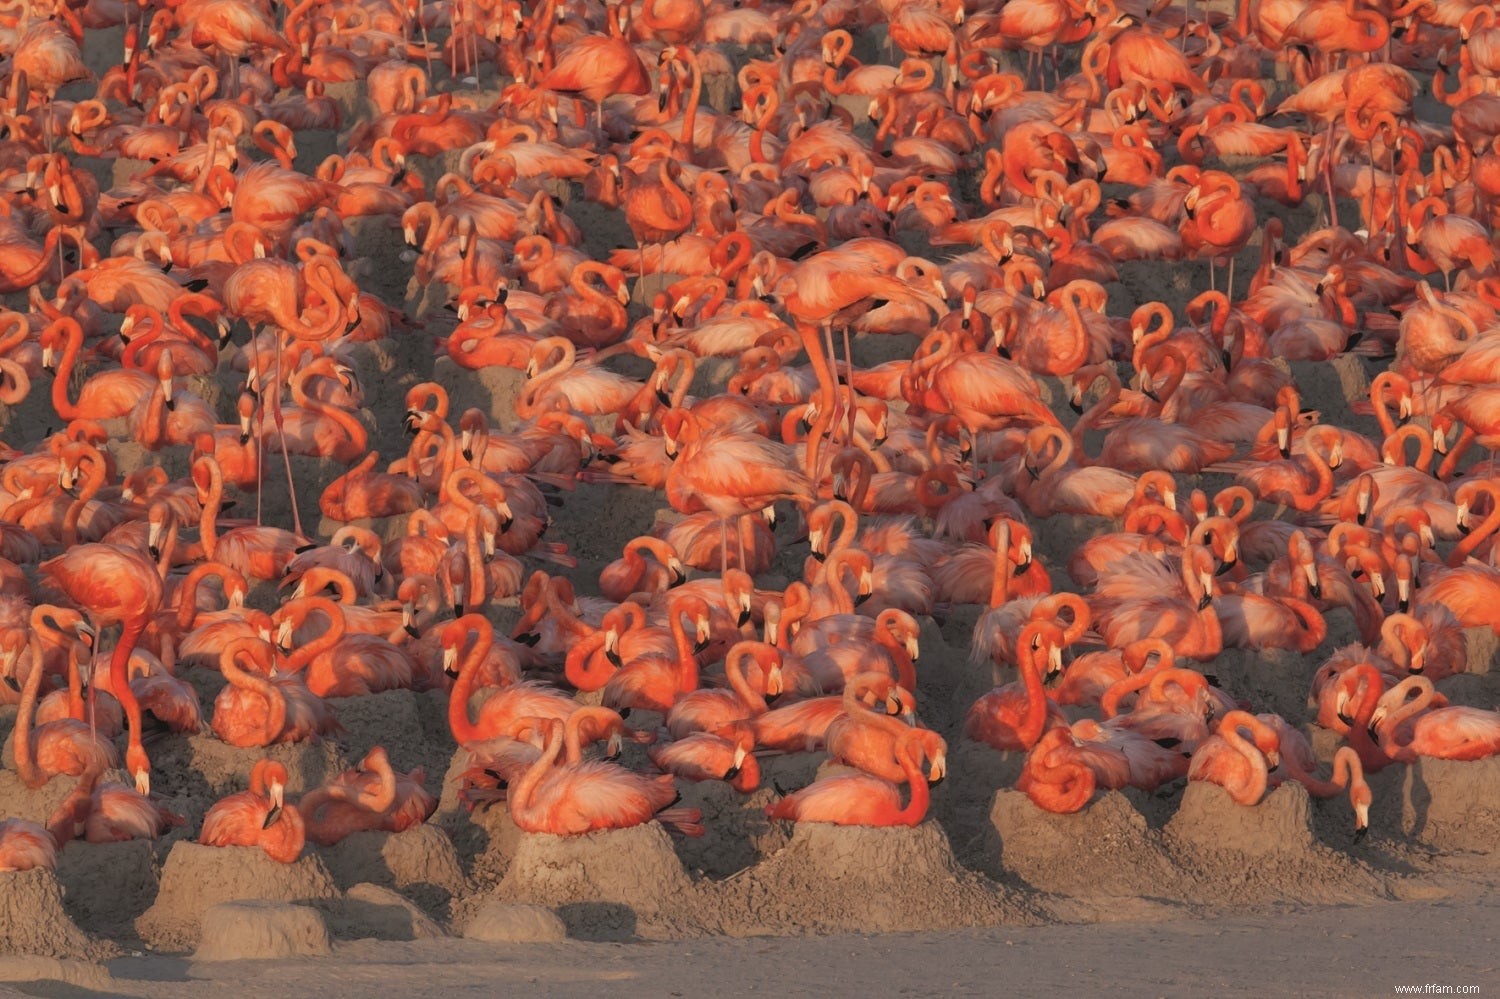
[137,842,340,950]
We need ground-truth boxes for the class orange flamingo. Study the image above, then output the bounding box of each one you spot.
[199,759,306,863]
[765,727,940,827]
[508,716,703,835]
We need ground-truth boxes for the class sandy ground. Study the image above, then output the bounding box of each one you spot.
[0,892,1496,998]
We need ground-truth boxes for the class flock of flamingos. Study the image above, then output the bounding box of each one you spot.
[0,0,1496,907]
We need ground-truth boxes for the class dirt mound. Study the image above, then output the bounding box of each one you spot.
[137,842,340,951]
[986,790,1180,898]
[0,770,87,825]
[318,825,470,915]
[194,901,332,961]
[462,901,568,943]
[476,823,692,940]
[0,956,113,990]
[55,840,161,939]
[707,820,1041,935]
[1168,780,1318,856]
[1380,757,1500,855]
[321,883,449,941]
[0,870,113,960]
[671,782,788,879]
[1164,782,1389,905]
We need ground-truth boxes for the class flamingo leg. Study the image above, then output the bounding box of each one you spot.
[86,614,100,739]
[248,327,265,526]
[270,328,304,538]
[113,615,150,793]
[737,513,748,572]
[841,324,857,442]
[822,321,840,444]
[1323,119,1339,228]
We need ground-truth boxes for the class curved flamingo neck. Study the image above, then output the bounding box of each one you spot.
[283,601,345,672]
[225,646,286,744]
[892,734,929,825]
[447,621,493,745]
[564,630,613,691]
[1220,717,1270,804]
[510,719,564,823]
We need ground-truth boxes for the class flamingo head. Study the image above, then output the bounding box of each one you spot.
[263,780,286,828]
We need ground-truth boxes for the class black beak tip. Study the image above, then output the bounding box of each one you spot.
[693,637,711,654]
[404,623,421,638]
[854,591,872,606]
[736,609,751,627]
[722,764,741,780]
[148,545,161,560]
[262,804,282,829]
[1353,826,1368,843]
[2,676,18,692]
[1216,558,1237,577]
[1068,400,1083,415]
[1197,594,1213,611]
[605,649,622,667]
[1309,582,1322,600]
[461,448,474,461]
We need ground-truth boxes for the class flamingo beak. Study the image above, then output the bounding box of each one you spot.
[442,645,459,678]
[724,742,748,781]
[264,784,285,828]
[1017,539,1033,573]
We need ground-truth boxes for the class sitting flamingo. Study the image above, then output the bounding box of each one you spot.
[507,717,704,836]
[199,759,306,864]
[764,728,943,826]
